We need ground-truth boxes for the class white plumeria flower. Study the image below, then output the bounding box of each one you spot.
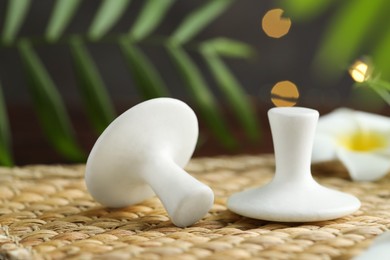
[312,108,390,181]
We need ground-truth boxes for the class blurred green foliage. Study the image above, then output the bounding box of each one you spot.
[0,0,261,166]
[281,0,390,107]
[282,0,390,79]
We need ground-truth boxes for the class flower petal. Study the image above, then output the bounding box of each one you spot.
[316,108,358,136]
[312,133,337,163]
[355,110,390,134]
[336,148,390,181]
[312,108,358,163]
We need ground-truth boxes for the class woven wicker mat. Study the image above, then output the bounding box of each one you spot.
[0,155,389,260]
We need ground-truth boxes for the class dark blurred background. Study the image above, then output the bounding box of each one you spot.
[0,0,388,165]
[0,0,354,105]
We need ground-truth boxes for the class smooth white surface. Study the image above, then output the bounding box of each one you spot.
[228,107,360,222]
[354,232,390,260]
[85,98,214,227]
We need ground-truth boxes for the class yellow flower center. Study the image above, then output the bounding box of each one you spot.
[338,131,387,151]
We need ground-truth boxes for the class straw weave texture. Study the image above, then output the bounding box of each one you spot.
[0,155,389,259]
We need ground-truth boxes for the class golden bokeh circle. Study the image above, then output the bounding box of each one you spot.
[262,9,291,38]
[271,81,299,107]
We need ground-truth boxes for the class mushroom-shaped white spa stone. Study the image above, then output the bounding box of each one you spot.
[228,107,360,222]
[85,98,214,227]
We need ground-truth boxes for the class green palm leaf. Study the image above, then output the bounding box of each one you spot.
[45,0,81,42]
[69,37,116,133]
[18,40,85,162]
[281,0,334,22]
[2,0,31,45]
[373,30,390,81]
[88,0,132,41]
[314,0,386,79]
[0,83,13,166]
[202,38,256,59]
[119,38,169,99]
[201,45,260,141]
[167,44,236,148]
[130,0,175,41]
[170,0,233,45]
[355,75,390,106]
[0,0,253,163]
